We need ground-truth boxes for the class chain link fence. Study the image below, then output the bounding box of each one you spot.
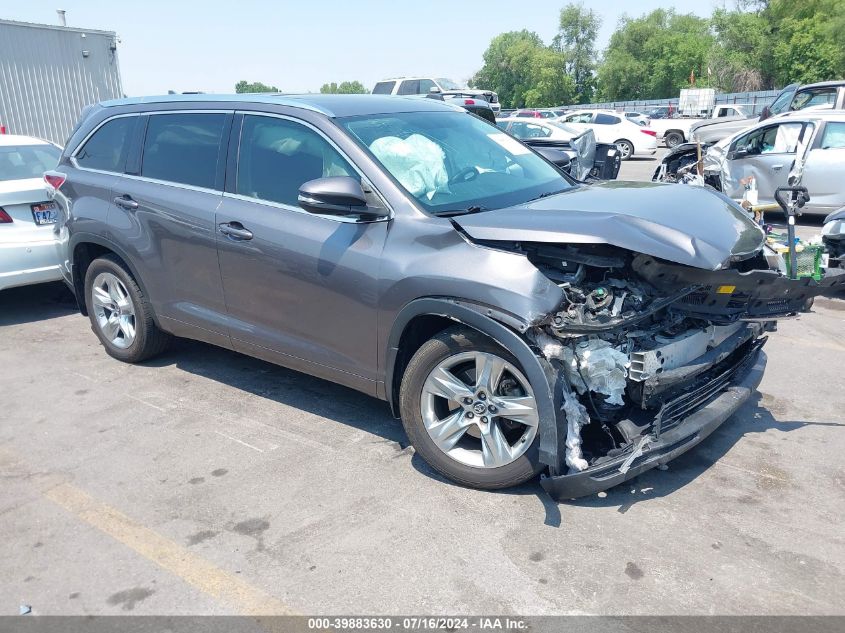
[564,89,781,117]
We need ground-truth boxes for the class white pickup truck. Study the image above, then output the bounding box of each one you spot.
[649,105,751,148]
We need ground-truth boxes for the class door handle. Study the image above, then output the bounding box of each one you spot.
[771,164,784,171]
[113,195,139,210]
[219,221,253,241]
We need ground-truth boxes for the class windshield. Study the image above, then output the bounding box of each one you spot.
[338,111,572,215]
[0,144,61,182]
[436,78,462,90]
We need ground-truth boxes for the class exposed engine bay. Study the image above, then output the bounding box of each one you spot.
[489,241,845,478]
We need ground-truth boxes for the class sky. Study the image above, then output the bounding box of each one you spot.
[2,0,722,96]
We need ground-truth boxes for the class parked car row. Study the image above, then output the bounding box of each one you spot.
[373,77,501,114]
[653,110,845,217]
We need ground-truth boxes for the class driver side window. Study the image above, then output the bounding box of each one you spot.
[236,115,355,207]
[734,123,803,156]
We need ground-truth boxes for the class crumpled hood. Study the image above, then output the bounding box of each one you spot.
[454,181,765,270]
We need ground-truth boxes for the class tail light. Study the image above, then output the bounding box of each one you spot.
[464,99,476,105]
[0,208,13,223]
[641,129,657,136]
[0,125,6,134]
[44,172,66,190]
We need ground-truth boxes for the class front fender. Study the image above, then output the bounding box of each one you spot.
[385,297,564,472]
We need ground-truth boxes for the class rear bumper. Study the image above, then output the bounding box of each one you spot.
[0,238,62,290]
[540,347,767,501]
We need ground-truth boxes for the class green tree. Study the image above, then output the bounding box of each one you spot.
[552,3,601,103]
[766,0,845,85]
[709,8,772,92]
[319,80,369,94]
[235,80,279,93]
[597,10,714,101]
[472,30,575,108]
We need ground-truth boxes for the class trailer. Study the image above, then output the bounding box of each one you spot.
[0,18,123,145]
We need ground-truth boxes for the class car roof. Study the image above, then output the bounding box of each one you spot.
[798,80,845,90]
[98,93,460,117]
[772,109,845,121]
[0,134,50,147]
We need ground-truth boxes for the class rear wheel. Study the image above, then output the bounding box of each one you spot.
[665,131,684,148]
[399,327,542,490]
[84,255,171,363]
[614,139,634,160]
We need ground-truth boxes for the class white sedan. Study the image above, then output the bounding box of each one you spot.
[0,134,63,291]
[561,109,658,160]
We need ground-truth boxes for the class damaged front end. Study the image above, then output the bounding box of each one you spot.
[499,241,845,499]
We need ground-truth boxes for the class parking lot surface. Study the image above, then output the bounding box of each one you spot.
[2,151,843,615]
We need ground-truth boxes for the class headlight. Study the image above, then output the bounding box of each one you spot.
[822,220,845,237]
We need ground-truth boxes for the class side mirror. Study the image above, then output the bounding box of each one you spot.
[298,176,385,219]
[731,147,750,160]
[429,86,442,94]
[759,105,770,121]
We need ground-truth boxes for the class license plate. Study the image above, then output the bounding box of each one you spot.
[31,202,58,225]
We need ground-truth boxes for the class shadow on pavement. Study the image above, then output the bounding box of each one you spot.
[0,281,77,326]
[145,337,406,446]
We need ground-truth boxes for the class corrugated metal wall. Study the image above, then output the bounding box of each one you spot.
[0,19,123,146]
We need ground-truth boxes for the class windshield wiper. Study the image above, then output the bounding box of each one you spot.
[434,205,489,217]
[528,188,570,202]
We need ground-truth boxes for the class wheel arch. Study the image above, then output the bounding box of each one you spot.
[384,298,562,472]
[70,234,152,319]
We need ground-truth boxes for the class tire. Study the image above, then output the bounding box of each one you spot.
[399,326,543,490]
[665,131,684,149]
[614,139,634,160]
[84,254,171,363]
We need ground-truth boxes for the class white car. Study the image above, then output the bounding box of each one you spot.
[0,134,63,291]
[560,109,657,160]
[372,77,501,114]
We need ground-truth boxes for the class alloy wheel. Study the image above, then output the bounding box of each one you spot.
[419,351,539,469]
[91,272,136,349]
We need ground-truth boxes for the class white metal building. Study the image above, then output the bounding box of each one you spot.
[0,18,123,145]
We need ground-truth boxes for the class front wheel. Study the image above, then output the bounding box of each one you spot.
[399,327,543,490]
[614,139,634,160]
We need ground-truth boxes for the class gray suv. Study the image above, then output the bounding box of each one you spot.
[48,94,843,500]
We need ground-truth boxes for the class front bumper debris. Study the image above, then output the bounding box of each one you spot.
[540,346,767,500]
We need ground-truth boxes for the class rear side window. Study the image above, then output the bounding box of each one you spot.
[75,116,135,173]
[397,80,420,95]
[235,115,355,207]
[792,88,837,111]
[595,113,620,125]
[141,113,227,189]
[372,81,395,95]
[821,122,845,149]
[418,79,437,94]
[0,144,61,181]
